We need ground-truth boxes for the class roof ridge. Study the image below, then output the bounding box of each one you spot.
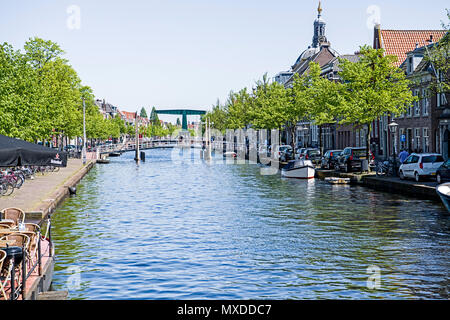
[381,29,446,32]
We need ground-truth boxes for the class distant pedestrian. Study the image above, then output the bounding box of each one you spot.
[398,149,409,164]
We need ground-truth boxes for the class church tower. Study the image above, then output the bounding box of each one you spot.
[312,1,327,48]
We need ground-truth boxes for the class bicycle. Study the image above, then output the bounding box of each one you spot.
[376,158,400,177]
[0,178,14,196]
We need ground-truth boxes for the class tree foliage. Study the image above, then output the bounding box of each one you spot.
[0,37,128,144]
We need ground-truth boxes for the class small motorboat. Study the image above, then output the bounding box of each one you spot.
[436,183,450,213]
[325,177,351,185]
[97,158,110,164]
[281,159,315,179]
[223,152,237,158]
[109,152,121,157]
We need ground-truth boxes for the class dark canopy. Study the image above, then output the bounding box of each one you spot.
[0,134,67,167]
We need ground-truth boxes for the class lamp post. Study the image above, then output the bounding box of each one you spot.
[82,98,86,165]
[388,120,399,176]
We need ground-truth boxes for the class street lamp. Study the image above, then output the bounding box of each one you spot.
[388,120,399,176]
[82,98,86,165]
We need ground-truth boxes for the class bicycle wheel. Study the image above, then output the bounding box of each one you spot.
[1,182,14,196]
[376,166,385,176]
[15,175,24,188]
[52,166,60,172]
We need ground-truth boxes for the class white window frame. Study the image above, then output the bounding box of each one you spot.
[414,128,421,151]
[422,88,429,116]
[423,128,429,153]
[414,89,420,117]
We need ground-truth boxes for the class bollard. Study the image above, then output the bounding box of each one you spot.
[140,151,145,162]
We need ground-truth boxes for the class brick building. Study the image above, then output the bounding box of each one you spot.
[371,25,446,159]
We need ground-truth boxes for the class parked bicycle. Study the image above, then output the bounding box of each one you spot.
[376,158,400,177]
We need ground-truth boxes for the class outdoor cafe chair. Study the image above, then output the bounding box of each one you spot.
[0,223,12,229]
[0,233,30,287]
[23,224,41,268]
[0,234,30,251]
[0,249,13,300]
[1,208,25,227]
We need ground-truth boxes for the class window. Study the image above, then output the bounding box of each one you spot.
[422,88,429,116]
[423,128,429,153]
[422,155,444,163]
[414,90,420,116]
[414,128,421,151]
[406,102,413,117]
[411,155,420,163]
[408,57,413,74]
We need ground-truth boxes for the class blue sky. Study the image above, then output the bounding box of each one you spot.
[1,0,448,122]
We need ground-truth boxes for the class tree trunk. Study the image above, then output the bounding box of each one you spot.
[319,124,323,156]
[290,124,296,157]
[366,123,372,171]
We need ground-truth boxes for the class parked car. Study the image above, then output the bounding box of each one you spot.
[302,148,321,163]
[64,145,76,152]
[321,149,342,170]
[337,147,375,172]
[295,148,307,159]
[275,145,294,162]
[436,159,450,184]
[399,153,444,182]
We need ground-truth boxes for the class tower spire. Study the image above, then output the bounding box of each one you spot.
[318,1,322,17]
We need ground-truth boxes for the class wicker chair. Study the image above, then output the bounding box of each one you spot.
[0,223,12,229]
[0,250,12,300]
[0,208,25,227]
[0,233,30,292]
[0,233,30,250]
[0,249,13,300]
[24,224,41,269]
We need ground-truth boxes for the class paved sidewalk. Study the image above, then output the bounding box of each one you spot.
[0,159,90,212]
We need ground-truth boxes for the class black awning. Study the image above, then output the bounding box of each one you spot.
[0,134,68,167]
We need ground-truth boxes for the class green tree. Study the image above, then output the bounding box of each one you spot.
[425,10,449,97]
[307,62,345,155]
[149,107,160,126]
[226,89,253,129]
[140,107,148,119]
[338,45,417,161]
[206,99,229,133]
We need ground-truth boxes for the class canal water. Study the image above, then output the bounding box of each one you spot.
[51,148,450,299]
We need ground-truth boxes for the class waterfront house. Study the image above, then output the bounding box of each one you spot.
[370,25,446,159]
[95,99,119,119]
[390,38,450,159]
[281,1,339,148]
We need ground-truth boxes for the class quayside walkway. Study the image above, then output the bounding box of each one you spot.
[0,159,94,222]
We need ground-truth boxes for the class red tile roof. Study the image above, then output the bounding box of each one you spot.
[379,30,446,67]
[121,111,137,120]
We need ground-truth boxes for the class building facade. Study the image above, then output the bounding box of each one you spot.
[372,25,446,159]
[282,1,339,148]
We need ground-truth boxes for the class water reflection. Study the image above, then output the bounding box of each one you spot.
[51,148,450,299]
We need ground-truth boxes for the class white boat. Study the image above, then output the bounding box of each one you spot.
[436,183,450,213]
[281,160,315,179]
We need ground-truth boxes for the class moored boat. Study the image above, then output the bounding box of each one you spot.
[325,177,351,185]
[436,183,450,213]
[109,152,121,157]
[281,159,315,179]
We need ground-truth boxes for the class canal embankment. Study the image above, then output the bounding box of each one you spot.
[1,159,95,300]
[315,169,441,202]
[0,159,95,223]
